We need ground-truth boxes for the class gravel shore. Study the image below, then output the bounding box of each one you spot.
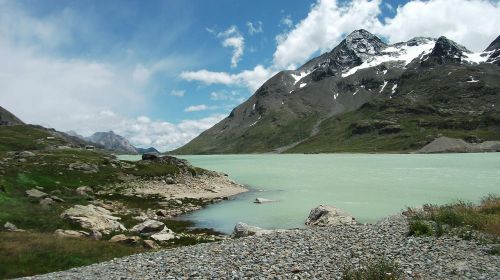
[24,215,499,280]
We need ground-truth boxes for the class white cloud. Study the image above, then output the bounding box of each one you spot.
[280,15,293,28]
[184,104,209,112]
[273,0,382,69]
[182,0,500,93]
[246,21,263,35]
[180,65,275,92]
[376,0,500,51]
[217,26,245,68]
[72,111,226,151]
[170,89,185,97]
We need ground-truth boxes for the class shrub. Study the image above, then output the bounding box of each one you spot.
[342,258,403,280]
[408,219,433,237]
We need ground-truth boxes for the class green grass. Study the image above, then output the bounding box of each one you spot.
[0,232,142,279]
[406,195,500,238]
[0,125,69,151]
[342,258,403,280]
[408,220,433,237]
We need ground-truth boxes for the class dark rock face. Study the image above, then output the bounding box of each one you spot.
[137,147,160,154]
[0,106,24,126]
[485,35,500,66]
[174,31,500,154]
[424,36,469,65]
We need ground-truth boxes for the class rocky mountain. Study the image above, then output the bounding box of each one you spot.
[174,30,500,154]
[0,106,24,126]
[87,131,139,154]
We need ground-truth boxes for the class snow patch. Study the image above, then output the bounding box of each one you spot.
[291,71,310,84]
[299,83,307,88]
[342,41,435,78]
[252,103,256,110]
[353,89,359,96]
[463,51,491,64]
[383,70,388,75]
[391,84,398,94]
[380,81,388,93]
[466,76,479,83]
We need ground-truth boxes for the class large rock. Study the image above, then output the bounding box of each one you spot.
[25,189,48,199]
[75,186,94,196]
[68,162,99,173]
[232,222,277,238]
[60,204,126,234]
[305,205,356,227]
[254,197,276,204]
[109,234,141,245]
[130,220,165,237]
[4,222,19,231]
[54,229,89,238]
[142,153,159,160]
[150,228,176,242]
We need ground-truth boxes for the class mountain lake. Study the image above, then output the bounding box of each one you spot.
[119,153,500,234]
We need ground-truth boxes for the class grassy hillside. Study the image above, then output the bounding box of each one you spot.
[0,125,215,278]
[288,64,500,153]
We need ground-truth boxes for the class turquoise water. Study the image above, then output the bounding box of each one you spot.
[173,154,500,234]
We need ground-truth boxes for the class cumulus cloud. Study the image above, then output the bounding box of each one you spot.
[246,21,263,35]
[0,1,222,151]
[170,89,185,97]
[183,0,500,93]
[180,65,275,92]
[74,111,226,151]
[376,0,500,51]
[273,0,382,69]
[217,26,245,68]
[280,15,293,28]
[184,104,209,112]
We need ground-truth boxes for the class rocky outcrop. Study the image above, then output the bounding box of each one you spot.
[4,222,20,231]
[232,222,278,238]
[109,234,141,244]
[25,189,49,199]
[150,228,176,242]
[130,220,165,237]
[305,205,356,227]
[69,162,99,173]
[60,204,126,234]
[54,229,89,238]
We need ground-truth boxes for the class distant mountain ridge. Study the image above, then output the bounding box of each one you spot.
[67,130,159,154]
[174,30,500,154]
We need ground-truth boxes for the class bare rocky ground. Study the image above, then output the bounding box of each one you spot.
[23,215,500,280]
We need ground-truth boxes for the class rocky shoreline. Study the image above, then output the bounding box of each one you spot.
[23,213,499,280]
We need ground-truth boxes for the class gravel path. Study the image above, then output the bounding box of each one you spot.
[25,216,499,280]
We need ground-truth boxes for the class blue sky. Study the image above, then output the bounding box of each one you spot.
[1,0,499,151]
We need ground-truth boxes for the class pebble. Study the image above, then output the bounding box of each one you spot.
[23,215,499,280]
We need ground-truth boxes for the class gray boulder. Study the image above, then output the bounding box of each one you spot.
[60,204,126,234]
[150,228,176,242]
[130,220,165,237]
[4,222,19,231]
[232,222,277,238]
[54,229,89,238]
[75,186,93,196]
[109,234,141,244]
[254,197,276,204]
[69,162,99,173]
[305,205,356,227]
[25,188,48,199]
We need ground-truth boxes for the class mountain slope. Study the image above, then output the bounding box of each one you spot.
[174,30,500,154]
[87,131,138,154]
[0,106,24,126]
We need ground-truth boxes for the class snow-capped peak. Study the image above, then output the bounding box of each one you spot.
[342,38,436,77]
